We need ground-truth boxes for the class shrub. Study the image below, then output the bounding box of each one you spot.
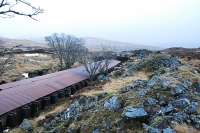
[138,54,181,72]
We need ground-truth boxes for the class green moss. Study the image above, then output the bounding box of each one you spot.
[67,109,122,132]
[150,116,164,127]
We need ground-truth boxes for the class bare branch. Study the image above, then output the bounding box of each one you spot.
[0,0,43,20]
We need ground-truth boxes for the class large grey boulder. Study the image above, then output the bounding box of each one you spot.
[163,128,176,133]
[147,75,170,90]
[122,106,148,120]
[185,102,198,114]
[147,75,161,88]
[171,84,187,96]
[104,96,121,111]
[172,98,190,109]
[64,101,80,119]
[172,112,188,123]
[158,104,174,115]
[131,80,147,90]
[144,98,158,106]
[19,119,33,133]
[190,114,200,129]
[121,80,148,94]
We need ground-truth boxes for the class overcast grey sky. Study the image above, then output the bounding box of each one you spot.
[0,0,200,48]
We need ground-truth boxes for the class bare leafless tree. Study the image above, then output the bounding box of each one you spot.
[0,0,43,20]
[45,33,88,70]
[0,48,15,76]
[98,45,113,75]
[84,45,113,80]
[84,53,102,81]
[85,61,102,81]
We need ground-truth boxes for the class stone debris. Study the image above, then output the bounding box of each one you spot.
[26,51,200,132]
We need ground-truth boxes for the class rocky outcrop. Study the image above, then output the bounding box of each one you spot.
[32,51,200,132]
[104,96,121,111]
[122,107,148,120]
[19,119,33,133]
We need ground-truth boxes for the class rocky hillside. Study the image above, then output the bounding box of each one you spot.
[84,37,162,51]
[0,37,47,48]
[0,36,162,52]
[0,37,50,53]
[163,47,200,70]
[10,50,200,133]
[163,47,200,59]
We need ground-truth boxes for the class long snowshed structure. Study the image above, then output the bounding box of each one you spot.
[0,60,120,130]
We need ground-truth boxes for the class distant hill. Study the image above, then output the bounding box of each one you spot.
[0,37,48,48]
[0,37,50,53]
[162,47,200,59]
[0,36,162,52]
[83,37,162,51]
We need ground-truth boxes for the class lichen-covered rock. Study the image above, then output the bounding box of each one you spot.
[163,128,176,133]
[138,54,181,72]
[147,75,170,91]
[171,84,187,96]
[172,98,190,109]
[19,119,33,133]
[131,80,148,90]
[64,101,81,119]
[172,112,188,123]
[185,102,198,114]
[122,106,148,120]
[158,95,169,106]
[190,115,200,129]
[104,96,121,111]
[144,98,158,106]
[147,75,161,88]
[138,89,149,98]
[121,80,148,93]
[158,104,174,115]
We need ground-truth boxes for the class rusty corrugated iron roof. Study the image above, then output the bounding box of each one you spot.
[0,60,120,116]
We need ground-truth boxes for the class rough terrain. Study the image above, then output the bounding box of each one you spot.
[9,49,200,133]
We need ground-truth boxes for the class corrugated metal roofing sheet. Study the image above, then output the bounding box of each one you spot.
[0,60,120,116]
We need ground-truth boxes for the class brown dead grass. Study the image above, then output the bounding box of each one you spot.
[181,58,200,68]
[178,66,200,81]
[80,71,149,96]
[1,54,59,83]
[174,124,199,133]
[8,128,25,133]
